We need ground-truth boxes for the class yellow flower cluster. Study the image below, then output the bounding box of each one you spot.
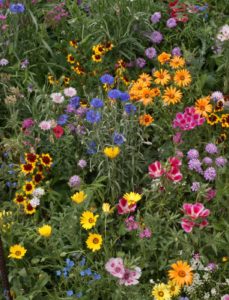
[92,42,114,63]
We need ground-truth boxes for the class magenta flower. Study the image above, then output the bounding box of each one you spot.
[22,118,34,129]
[173,106,205,131]
[181,218,195,233]
[205,188,216,201]
[166,166,183,182]
[139,228,152,239]
[222,295,229,300]
[173,132,183,144]
[148,161,165,178]
[204,167,217,181]
[125,216,139,231]
[168,156,182,168]
[183,203,210,220]
[117,198,136,215]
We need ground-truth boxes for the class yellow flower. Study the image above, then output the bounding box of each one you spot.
[102,203,111,213]
[92,54,102,62]
[195,96,212,117]
[24,202,36,215]
[13,193,26,205]
[168,260,193,286]
[69,40,78,48]
[153,69,171,86]
[67,54,75,64]
[139,114,154,126]
[169,56,185,69]
[38,225,52,237]
[40,153,53,168]
[174,69,191,87]
[167,280,181,297]
[8,244,27,260]
[23,181,35,195]
[152,283,171,300]
[20,163,35,175]
[123,192,142,205]
[103,146,120,159]
[86,233,103,252]
[71,191,87,204]
[222,256,228,262]
[162,86,182,105]
[158,52,171,64]
[138,73,152,86]
[80,211,99,230]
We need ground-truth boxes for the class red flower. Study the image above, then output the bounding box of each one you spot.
[53,125,64,138]
[148,161,165,179]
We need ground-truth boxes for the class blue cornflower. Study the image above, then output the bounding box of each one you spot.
[124,103,136,114]
[66,258,75,269]
[66,290,74,297]
[10,3,25,13]
[63,270,68,278]
[119,92,130,102]
[69,96,80,108]
[56,270,61,276]
[93,273,101,280]
[86,110,101,123]
[113,132,125,145]
[79,257,86,266]
[80,270,86,276]
[100,74,114,85]
[87,141,97,155]
[76,292,83,298]
[57,114,68,125]
[108,89,121,99]
[90,98,104,108]
[84,268,92,276]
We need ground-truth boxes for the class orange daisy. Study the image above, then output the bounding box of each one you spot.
[153,69,171,85]
[139,114,154,126]
[158,52,171,64]
[162,86,182,105]
[174,69,191,87]
[139,73,152,86]
[168,260,193,286]
[170,56,185,69]
[195,96,212,117]
[141,89,155,106]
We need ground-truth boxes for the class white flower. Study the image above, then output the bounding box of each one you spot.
[39,120,52,131]
[64,87,77,97]
[0,58,9,66]
[211,288,217,296]
[204,292,210,299]
[30,197,40,208]
[51,92,64,104]
[33,188,45,198]
[203,273,210,281]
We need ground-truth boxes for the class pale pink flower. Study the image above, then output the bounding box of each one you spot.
[222,295,229,300]
[50,92,64,104]
[148,161,165,178]
[117,198,136,215]
[125,216,139,231]
[105,258,125,279]
[64,87,77,97]
[39,120,52,131]
[119,267,141,286]
[139,228,152,239]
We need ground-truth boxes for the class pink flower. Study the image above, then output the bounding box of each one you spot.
[117,198,136,215]
[199,219,209,228]
[139,228,152,239]
[148,161,165,178]
[173,106,205,131]
[183,203,210,219]
[173,132,183,144]
[166,166,183,182]
[53,125,64,138]
[222,295,229,300]
[181,218,195,233]
[119,267,141,286]
[125,216,139,231]
[64,87,77,97]
[51,92,64,104]
[39,120,52,131]
[168,156,182,168]
[105,258,125,279]
[22,118,34,129]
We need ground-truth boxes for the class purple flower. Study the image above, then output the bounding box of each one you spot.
[108,89,121,99]
[22,118,34,129]
[205,188,216,201]
[188,159,202,172]
[68,175,81,188]
[191,182,200,192]
[150,31,163,44]
[205,143,218,154]
[207,262,217,272]
[10,3,25,13]
[172,47,182,56]
[211,91,223,102]
[0,58,9,66]
[204,167,217,181]
[57,114,68,125]
[173,132,183,144]
[124,103,136,114]
[150,12,161,24]
[202,157,213,165]
[20,59,29,69]
[86,110,101,123]
[100,74,114,85]
[136,58,146,68]
[166,18,177,28]
[78,159,87,169]
[125,216,139,231]
[113,132,125,145]
[215,156,227,167]
[187,149,199,160]
[145,47,157,59]
[119,92,130,102]
[90,98,103,108]
[75,107,87,117]
[76,125,86,135]
[69,96,80,108]
[139,228,151,239]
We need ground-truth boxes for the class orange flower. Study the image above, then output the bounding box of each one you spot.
[139,114,154,126]
[174,69,191,87]
[168,261,193,286]
[141,89,156,106]
[195,96,212,117]
[158,52,171,64]
[153,69,171,85]
[162,86,182,105]
[170,56,185,69]
[138,73,152,86]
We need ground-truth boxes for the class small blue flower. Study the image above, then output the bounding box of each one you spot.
[66,290,74,297]
[79,257,86,266]
[6,182,11,187]
[86,110,101,123]
[119,92,130,102]
[69,96,80,108]
[57,114,68,125]
[76,292,83,298]
[124,103,136,114]
[66,258,75,269]
[10,3,25,13]
[100,74,114,85]
[63,271,68,278]
[113,132,125,145]
[12,182,17,188]
[56,270,61,276]
[8,170,15,175]
[80,270,86,276]
[108,89,121,99]
[90,98,104,108]
[87,141,97,155]
[84,268,92,276]
[93,273,101,280]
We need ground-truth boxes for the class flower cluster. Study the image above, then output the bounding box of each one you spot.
[173,106,205,131]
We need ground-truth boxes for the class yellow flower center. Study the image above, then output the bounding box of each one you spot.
[178,270,186,277]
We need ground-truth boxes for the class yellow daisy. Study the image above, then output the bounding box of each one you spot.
[152,283,171,300]
[8,244,27,259]
[158,52,171,64]
[103,146,120,159]
[123,192,142,205]
[23,181,35,195]
[80,211,99,230]
[38,225,52,237]
[169,56,185,69]
[162,86,182,105]
[86,233,103,252]
[71,191,87,204]
[195,96,212,117]
[174,69,191,87]
[167,280,181,297]
[168,260,193,286]
[153,69,171,86]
